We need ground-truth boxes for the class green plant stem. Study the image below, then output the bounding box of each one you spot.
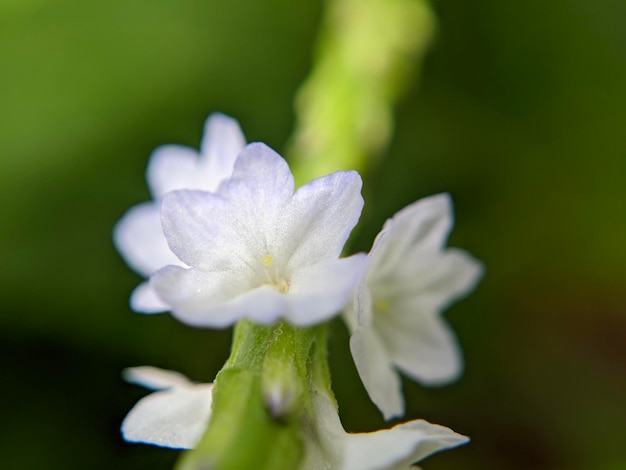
[288,0,435,185]
[176,321,329,470]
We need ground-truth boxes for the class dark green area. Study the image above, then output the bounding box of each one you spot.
[1,0,625,468]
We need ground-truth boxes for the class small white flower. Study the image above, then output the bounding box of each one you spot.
[300,388,469,470]
[345,194,484,420]
[121,366,213,449]
[113,113,246,313]
[151,142,368,327]
[121,367,467,469]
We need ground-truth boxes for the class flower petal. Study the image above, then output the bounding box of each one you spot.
[409,248,484,311]
[151,265,255,328]
[123,366,193,390]
[220,286,289,325]
[153,266,299,327]
[284,171,363,270]
[146,145,201,199]
[130,282,170,313]
[160,190,256,271]
[302,383,467,470]
[121,384,213,449]
[224,143,295,212]
[349,325,404,420]
[287,254,368,326]
[377,308,463,385]
[113,201,183,276]
[342,419,469,470]
[199,113,246,186]
[370,194,453,281]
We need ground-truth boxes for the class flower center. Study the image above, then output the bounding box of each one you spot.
[260,255,290,294]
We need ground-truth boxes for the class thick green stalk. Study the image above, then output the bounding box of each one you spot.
[288,0,435,185]
[175,321,325,470]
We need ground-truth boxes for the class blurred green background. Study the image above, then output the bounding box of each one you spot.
[1,0,625,469]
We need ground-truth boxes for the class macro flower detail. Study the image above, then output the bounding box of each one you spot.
[345,193,484,419]
[113,113,246,313]
[151,142,368,327]
[121,366,214,449]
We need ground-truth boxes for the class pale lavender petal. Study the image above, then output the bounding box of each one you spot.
[151,265,254,327]
[282,171,363,271]
[113,201,182,277]
[130,282,170,314]
[160,190,257,271]
[217,286,289,326]
[199,113,246,188]
[146,145,201,199]
[224,143,294,213]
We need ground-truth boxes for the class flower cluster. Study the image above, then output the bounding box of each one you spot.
[115,114,483,469]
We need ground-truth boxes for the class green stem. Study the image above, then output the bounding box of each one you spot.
[176,321,328,470]
[288,0,435,185]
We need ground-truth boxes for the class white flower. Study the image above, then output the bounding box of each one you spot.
[121,367,468,469]
[151,142,368,327]
[113,113,246,313]
[300,387,469,470]
[121,366,214,449]
[345,193,484,420]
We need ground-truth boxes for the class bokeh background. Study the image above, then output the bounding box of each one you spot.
[1,0,625,468]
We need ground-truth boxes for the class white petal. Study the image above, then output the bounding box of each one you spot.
[130,282,170,314]
[341,287,363,334]
[154,264,312,328]
[151,265,254,328]
[351,276,374,328]
[286,254,368,326]
[113,202,182,276]
[146,145,202,199]
[349,325,404,420]
[299,389,346,470]
[284,171,364,270]
[377,308,463,385]
[199,113,246,187]
[152,266,297,328]
[342,419,468,470]
[369,194,453,280]
[224,143,294,212]
[121,384,213,449]
[160,190,256,271]
[301,383,467,470]
[173,284,288,328]
[123,366,193,390]
[220,286,289,325]
[409,248,484,311]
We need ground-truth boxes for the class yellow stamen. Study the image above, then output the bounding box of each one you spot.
[262,255,273,266]
[374,299,390,312]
